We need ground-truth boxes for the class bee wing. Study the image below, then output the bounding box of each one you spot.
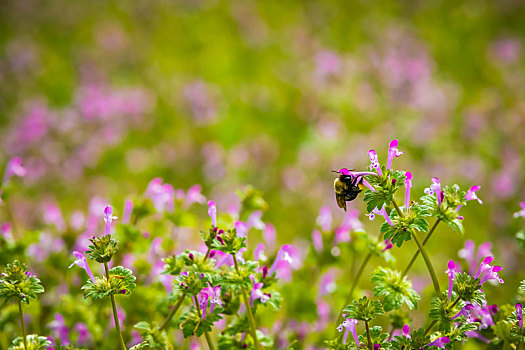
[336,193,347,211]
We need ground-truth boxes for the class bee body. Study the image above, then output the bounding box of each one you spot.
[333,171,363,211]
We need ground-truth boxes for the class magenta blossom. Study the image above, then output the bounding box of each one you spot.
[208,200,217,227]
[318,269,337,297]
[122,200,133,224]
[234,221,248,237]
[68,251,95,283]
[424,336,450,348]
[103,205,118,235]
[264,223,276,251]
[474,257,504,286]
[250,282,270,306]
[465,186,483,204]
[269,245,301,281]
[337,317,359,346]
[368,150,383,177]
[48,313,69,345]
[145,178,174,212]
[366,205,393,227]
[452,303,475,323]
[446,260,456,299]
[382,239,393,252]
[317,206,332,232]
[516,303,523,330]
[424,177,443,207]
[387,139,404,170]
[404,171,413,211]
[196,291,210,320]
[312,230,323,252]
[186,184,206,206]
[2,156,27,184]
[402,324,410,338]
[458,240,494,274]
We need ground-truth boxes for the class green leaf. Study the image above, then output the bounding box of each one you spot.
[371,267,420,311]
[343,296,384,321]
[0,260,44,304]
[86,234,119,263]
[9,334,52,350]
[81,266,136,300]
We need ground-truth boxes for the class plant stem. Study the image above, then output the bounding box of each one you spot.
[364,320,372,350]
[194,296,216,350]
[232,254,260,350]
[18,299,28,350]
[402,218,441,277]
[104,262,127,350]
[159,295,186,330]
[391,198,441,296]
[336,252,372,326]
[159,248,211,331]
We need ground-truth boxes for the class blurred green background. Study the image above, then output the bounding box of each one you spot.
[1,0,525,347]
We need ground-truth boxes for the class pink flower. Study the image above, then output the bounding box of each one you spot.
[387,139,404,170]
[68,251,95,283]
[103,205,118,235]
[312,230,323,252]
[424,336,450,348]
[122,200,133,224]
[514,202,525,219]
[145,178,174,213]
[186,184,206,206]
[336,317,359,346]
[3,157,27,184]
[424,177,443,207]
[404,171,413,211]
[269,245,302,281]
[465,186,483,204]
[366,205,393,227]
[316,206,332,232]
[208,200,217,227]
[445,260,456,300]
[368,150,383,177]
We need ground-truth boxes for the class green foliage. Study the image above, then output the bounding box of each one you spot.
[453,272,485,305]
[175,270,210,296]
[211,229,247,256]
[380,203,430,247]
[86,235,119,263]
[236,186,268,220]
[428,293,464,332]
[216,260,258,292]
[0,260,44,304]
[421,184,467,234]
[363,170,406,213]
[343,296,384,321]
[371,267,420,311]
[9,335,52,350]
[81,266,136,299]
[356,326,389,348]
[178,306,223,338]
[133,321,169,350]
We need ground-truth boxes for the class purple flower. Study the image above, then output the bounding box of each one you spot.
[312,230,323,252]
[458,240,493,274]
[314,50,341,80]
[145,178,174,212]
[366,205,393,227]
[74,323,89,345]
[2,156,27,184]
[336,317,359,346]
[474,257,504,286]
[368,150,383,177]
[446,260,456,299]
[404,171,413,211]
[254,243,267,262]
[43,202,66,232]
[424,178,443,207]
[103,205,118,235]
[250,282,269,306]
[209,285,222,313]
[317,206,332,232]
[122,200,133,224]
[48,313,69,345]
[452,303,475,323]
[269,245,301,281]
[235,221,248,237]
[186,184,206,206]
[402,324,410,338]
[197,290,210,320]
[69,251,95,283]
[208,200,217,227]
[424,336,450,348]
[374,345,381,350]
[247,211,265,230]
[516,303,523,330]
[387,139,404,170]
[465,186,483,204]
[318,269,337,297]
[382,239,394,252]
[514,202,525,219]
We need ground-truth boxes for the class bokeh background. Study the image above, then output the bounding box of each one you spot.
[1,0,525,348]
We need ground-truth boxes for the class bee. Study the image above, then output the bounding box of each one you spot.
[333,168,363,211]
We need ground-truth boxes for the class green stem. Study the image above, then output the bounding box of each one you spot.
[402,218,441,277]
[159,295,186,330]
[104,263,127,350]
[194,296,216,350]
[391,198,440,296]
[18,299,28,350]
[232,254,260,350]
[364,320,372,350]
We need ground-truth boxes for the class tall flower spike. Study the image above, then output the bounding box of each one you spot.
[368,150,383,177]
[386,139,404,170]
[465,186,483,204]
[366,205,393,227]
[404,171,413,211]
[103,205,118,235]
[446,260,456,300]
[69,251,95,283]
[208,200,217,227]
[516,303,523,330]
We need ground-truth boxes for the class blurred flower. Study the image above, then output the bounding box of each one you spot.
[263,223,276,252]
[458,240,493,274]
[314,50,341,81]
[316,206,332,232]
[269,245,302,281]
[318,269,336,297]
[490,38,522,64]
[3,156,27,184]
[122,200,133,224]
[312,230,323,252]
[48,313,69,345]
[208,200,217,227]
[73,323,89,345]
[513,202,525,219]
[183,80,217,124]
[27,232,65,262]
[145,178,174,213]
[42,202,66,232]
[516,303,523,330]
[186,184,206,206]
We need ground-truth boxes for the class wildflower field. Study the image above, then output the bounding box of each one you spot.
[1,1,525,349]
